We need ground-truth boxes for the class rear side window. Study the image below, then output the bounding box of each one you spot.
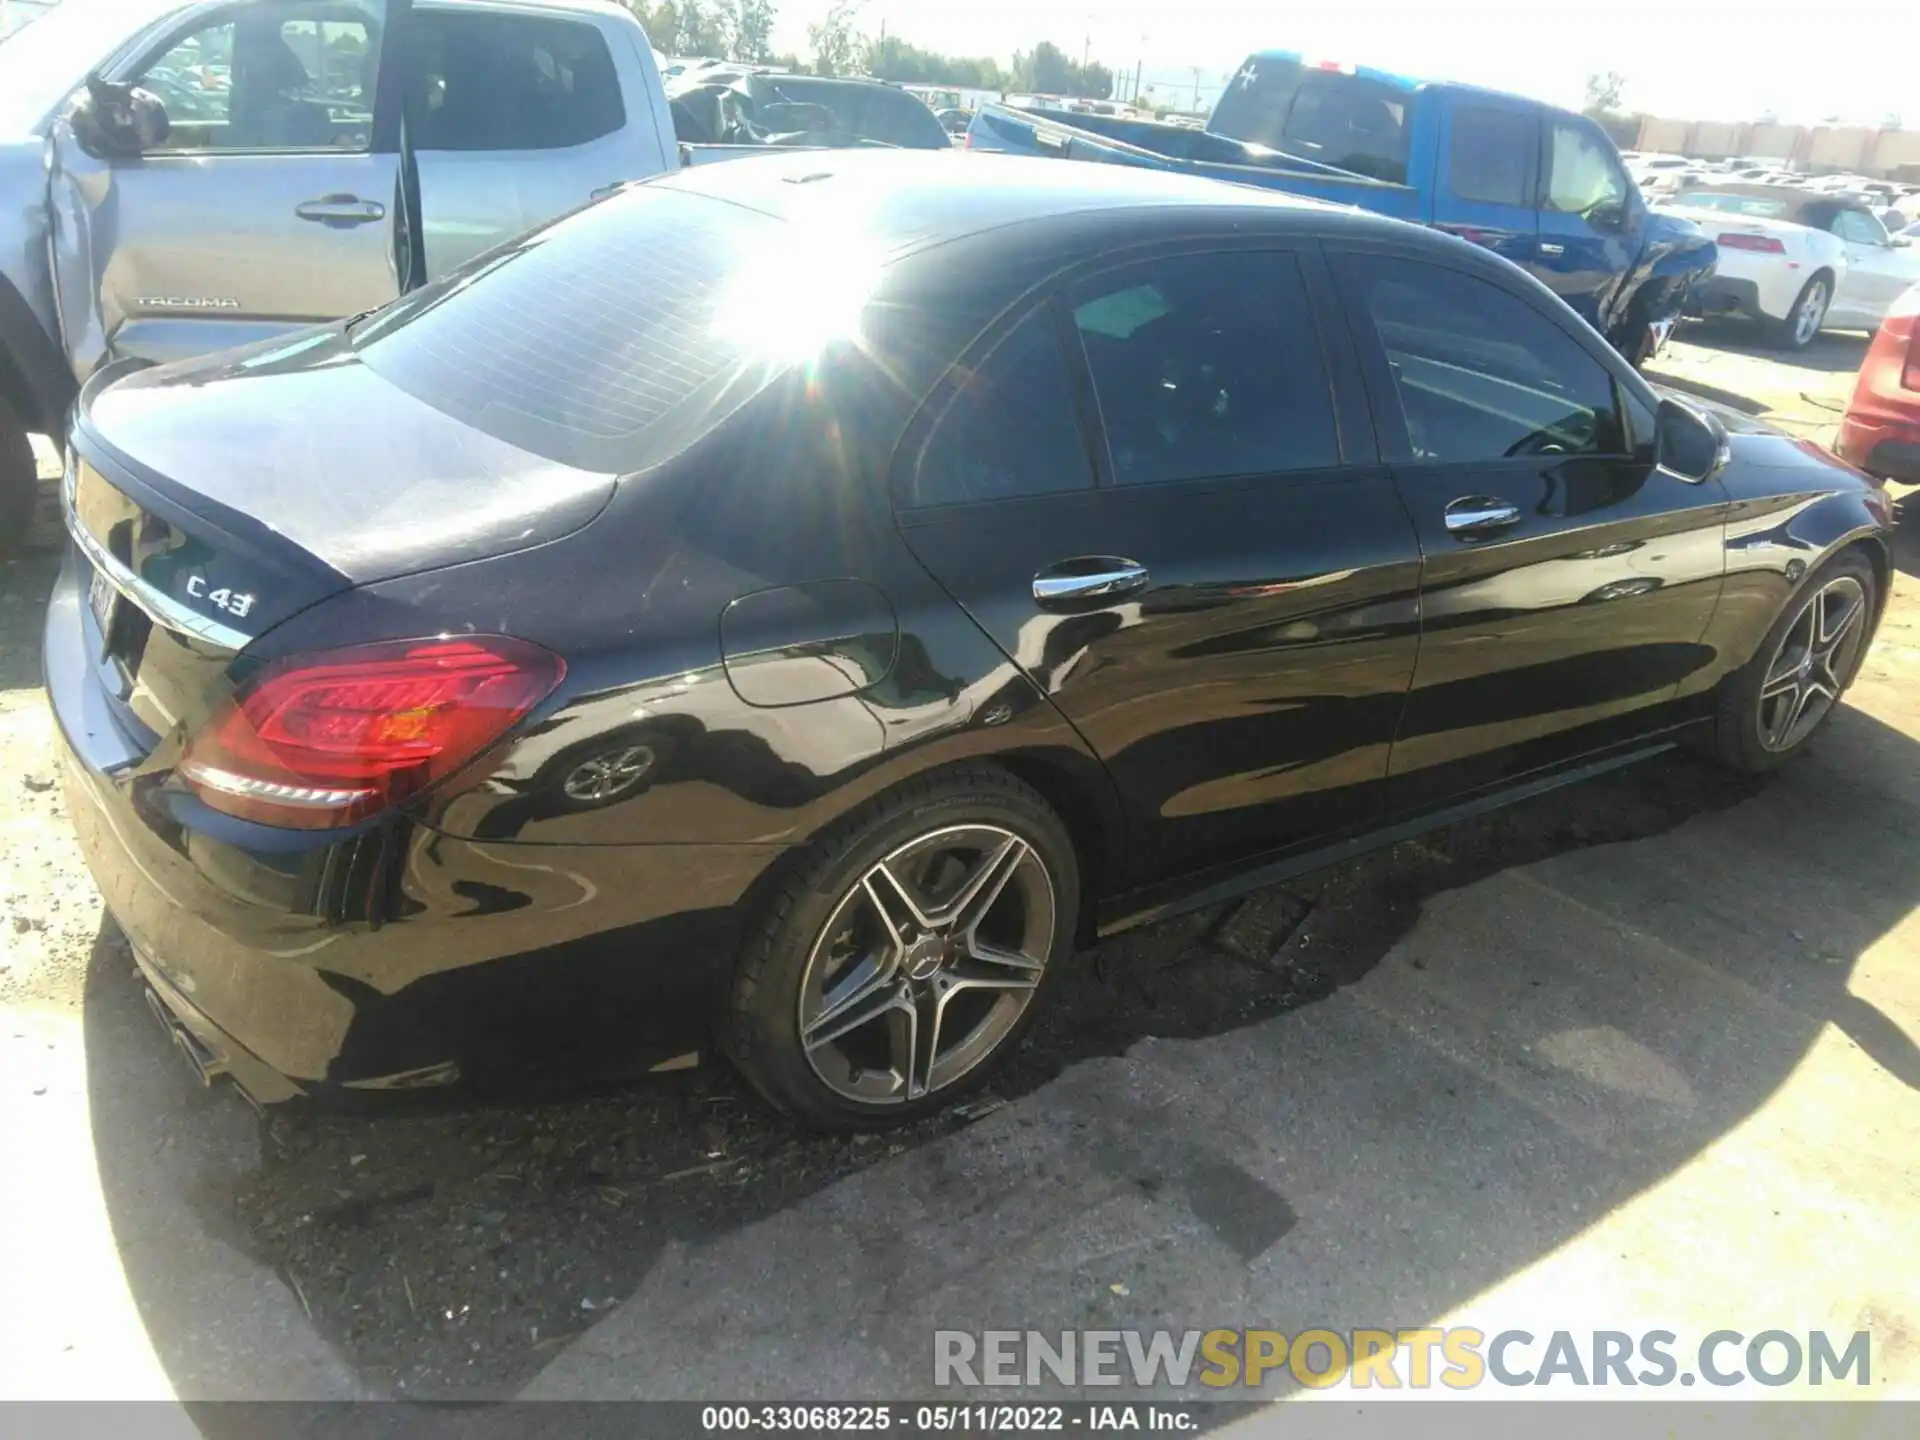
[409,10,623,152]
[906,311,1095,508]
[1209,57,1410,183]
[1066,251,1340,487]
[1449,105,1534,207]
[1345,255,1624,462]
[350,186,780,468]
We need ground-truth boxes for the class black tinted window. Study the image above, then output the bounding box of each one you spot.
[907,311,1094,507]
[1450,105,1534,206]
[1067,252,1339,487]
[1347,256,1624,462]
[1209,58,1410,183]
[750,77,950,149]
[351,187,781,467]
[410,11,623,151]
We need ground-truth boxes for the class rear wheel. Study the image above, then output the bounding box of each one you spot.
[1772,275,1830,351]
[1707,551,1876,773]
[0,395,36,560]
[723,767,1078,1129]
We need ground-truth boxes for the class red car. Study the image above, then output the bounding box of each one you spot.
[1838,281,1920,484]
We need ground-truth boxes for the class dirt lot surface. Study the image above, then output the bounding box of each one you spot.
[1,320,1915,1402]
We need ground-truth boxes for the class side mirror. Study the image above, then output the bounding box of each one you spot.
[1654,397,1727,483]
[69,72,169,159]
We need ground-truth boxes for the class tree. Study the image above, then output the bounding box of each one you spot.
[1582,70,1626,118]
[808,0,865,77]
[867,36,1005,90]
[628,0,727,57]
[724,0,775,64]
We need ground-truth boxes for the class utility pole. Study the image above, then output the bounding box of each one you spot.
[1192,67,1201,110]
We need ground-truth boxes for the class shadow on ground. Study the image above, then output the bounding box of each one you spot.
[1667,320,1870,376]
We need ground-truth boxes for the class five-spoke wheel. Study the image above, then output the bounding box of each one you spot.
[724,768,1076,1127]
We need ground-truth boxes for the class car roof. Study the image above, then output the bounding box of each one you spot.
[660,149,1390,256]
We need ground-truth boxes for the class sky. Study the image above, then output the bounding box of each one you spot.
[764,0,1914,126]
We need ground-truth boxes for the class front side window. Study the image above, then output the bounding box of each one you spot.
[138,4,378,152]
[1831,209,1889,246]
[1066,251,1340,487]
[1546,120,1630,219]
[409,10,622,152]
[1347,255,1624,463]
[1449,105,1534,207]
[906,310,1095,508]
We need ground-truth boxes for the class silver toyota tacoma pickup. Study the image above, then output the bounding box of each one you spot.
[0,0,690,547]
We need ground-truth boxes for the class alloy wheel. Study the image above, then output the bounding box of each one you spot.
[1757,574,1867,752]
[560,743,657,803]
[1793,281,1829,346]
[797,824,1056,1105]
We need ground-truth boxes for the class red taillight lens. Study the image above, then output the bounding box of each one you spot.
[180,636,564,830]
[1904,322,1920,392]
[1717,232,1786,253]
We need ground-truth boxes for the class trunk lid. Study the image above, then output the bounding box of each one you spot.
[66,330,617,747]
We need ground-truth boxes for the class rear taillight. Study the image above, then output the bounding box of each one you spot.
[1904,321,1920,392]
[1717,232,1786,253]
[180,636,564,830]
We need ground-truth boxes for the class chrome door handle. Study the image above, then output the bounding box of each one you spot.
[1538,241,1566,256]
[1033,557,1149,605]
[295,195,386,225]
[1443,496,1522,537]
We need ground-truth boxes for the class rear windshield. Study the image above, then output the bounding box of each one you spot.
[350,186,787,470]
[748,76,950,149]
[1208,57,1411,182]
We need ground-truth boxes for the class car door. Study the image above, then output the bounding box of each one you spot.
[48,0,407,377]
[1826,207,1920,329]
[404,3,642,278]
[1434,99,1539,273]
[1532,113,1639,332]
[893,245,1424,885]
[1332,248,1730,809]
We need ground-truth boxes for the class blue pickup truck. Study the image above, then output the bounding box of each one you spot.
[966,53,1716,362]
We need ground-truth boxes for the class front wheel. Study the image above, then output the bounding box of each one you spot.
[722,767,1078,1129]
[1707,551,1876,773]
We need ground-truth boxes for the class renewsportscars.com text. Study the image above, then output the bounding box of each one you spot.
[933,1328,1873,1391]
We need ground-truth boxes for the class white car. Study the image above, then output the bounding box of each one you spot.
[1664,185,1920,349]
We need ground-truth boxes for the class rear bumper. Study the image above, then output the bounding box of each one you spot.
[1838,412,1920,483]
[1687,275,1768,321]
[47,550,784,1103]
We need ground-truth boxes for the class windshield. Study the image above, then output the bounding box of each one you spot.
[1208,56,1412,182]
[0,0,180,133]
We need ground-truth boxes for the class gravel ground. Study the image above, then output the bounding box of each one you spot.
[0,324,1897,1398]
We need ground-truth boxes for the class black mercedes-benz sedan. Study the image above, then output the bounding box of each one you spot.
[49,151,1892,1126]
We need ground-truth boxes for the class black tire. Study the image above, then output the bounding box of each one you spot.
[1706,549,1877,774]
[722,765,1079,1129]
[1770,274,1831,352]
[0,394,36,560]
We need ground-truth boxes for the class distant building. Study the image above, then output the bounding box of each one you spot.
[1632,114,1920,180]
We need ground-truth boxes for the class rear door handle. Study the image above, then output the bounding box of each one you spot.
[295,194,386,226]
[1443,496,1522,538]
[1538,241,1566,256]
[1033,557,1149,605]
